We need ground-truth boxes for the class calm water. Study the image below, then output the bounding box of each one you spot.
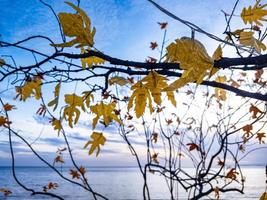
[0,166,265,200]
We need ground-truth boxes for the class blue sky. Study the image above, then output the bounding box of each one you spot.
[0,0,266,167]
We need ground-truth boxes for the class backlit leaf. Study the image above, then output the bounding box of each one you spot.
[90,102,121,129]
[241,1,267,26]
[215,76,227,101]
[15,76,42,101]
[52,2,96,48]
[108,76,130,86]
[164,37,213,90]
[239,31,266,53]
[48,82,61,111]
[63,94,85,128]
[84,131,106,156]
[128,82,153,118]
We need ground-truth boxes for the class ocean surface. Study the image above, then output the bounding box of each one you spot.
[0,166,266,200]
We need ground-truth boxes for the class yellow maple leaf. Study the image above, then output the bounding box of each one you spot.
[48,82,61,111]
[128,82,153,118]
[84,132,106,156]
[127,71,176,118]
[63,94,85,128]
[141,71,171,105]
[82,91,94,108]
[51,118,62,136]
[81,48,105,68]
[164,37,213,91]
[108,76,130,86]
[239,31,266,53]
[52,2,95,48]
[215,76,227,101]
[15,77,42,101]
[90,102,121,129]
[241,1,267,26]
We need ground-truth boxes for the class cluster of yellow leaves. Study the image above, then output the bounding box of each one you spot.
[15,76,42,101]
[164,37,222,90]
[48,82,61,111]
[84,131,106,156]
[214,76,227,101]
[81,48,105,68]
[90,101,121,129]
[52,2,95,48]
[63,94,85,128]
[241,0,267,26]
[128,71,176,118]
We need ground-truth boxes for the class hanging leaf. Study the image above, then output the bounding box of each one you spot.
[249,104,263,118]
[239,31,266,53]
[84,131,106,156]
[108,76,130,86]
[48,82,61,111]
[150,42,158,50]
[52,2,96,48]
[54,155,64,163]
[186,143,200,151]
[241,1,267,26]
[128,82,153,118]
[69,169,80,179]
[63,94,85,128]
[3,103,15,111]
[90,102,121,129]
[51,118,62,136]
[215,76,227,101]
[256,132,266,144]
[164,37,213,90]
[0,116,11,128]
[158,22,168,29]
[15,77,42,101]
[225,168,239,180]
[82,91,94,108]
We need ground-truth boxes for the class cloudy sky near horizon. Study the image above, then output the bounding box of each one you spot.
[0,0,266,167]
